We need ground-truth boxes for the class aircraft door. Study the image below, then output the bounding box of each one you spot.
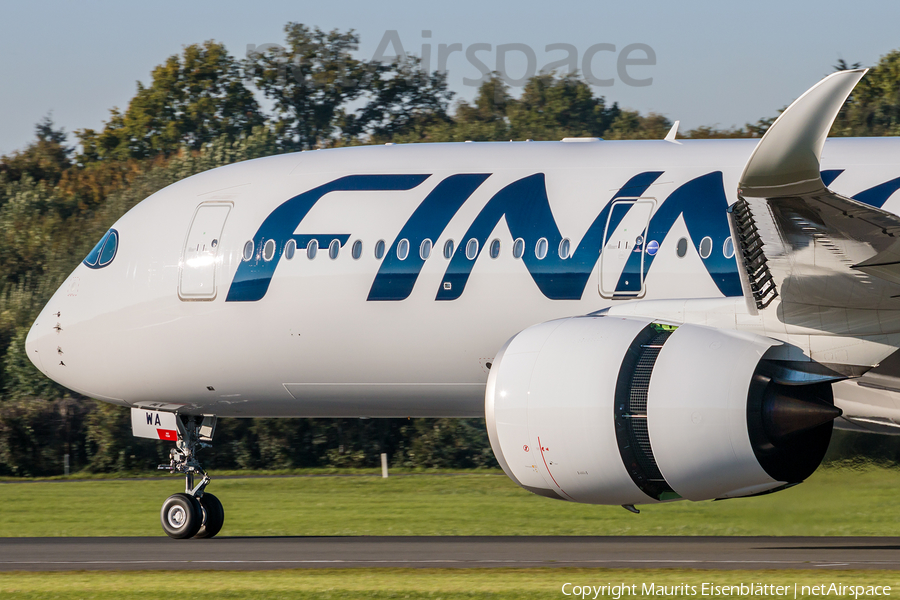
[178,202,232,301]
[599,198,654,299]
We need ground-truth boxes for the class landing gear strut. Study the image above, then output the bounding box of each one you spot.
[158,415,223,539]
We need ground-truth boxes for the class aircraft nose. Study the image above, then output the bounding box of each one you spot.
[25,316,48,377]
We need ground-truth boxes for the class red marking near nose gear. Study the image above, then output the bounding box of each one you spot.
[157,429,177,441]
[537,436,571,499]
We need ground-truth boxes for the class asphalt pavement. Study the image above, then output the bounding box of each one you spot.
[1,536,898,571]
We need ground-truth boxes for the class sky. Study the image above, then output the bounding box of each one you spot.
[1,0,898,155]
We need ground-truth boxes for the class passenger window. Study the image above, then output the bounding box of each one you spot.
[375,239,386,259]
[420,239,433,260]
[512,238,525,259]
[465,238,479,260]
[262,239,276,262]
[242,240,254,261]
[676,238,688,258]
[443,239,455,259]
[284,239,296,260]
[329,239,340,259]
[699,236,713,259]
[397,239,410,260]
[489,239,501,259]
[535,238,548,260]
[723,237,735,259]
[558,238,571,259]
[307,239,318,260]
[351,240,363,260]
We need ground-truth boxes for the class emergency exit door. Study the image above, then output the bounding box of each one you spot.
[599,198,654,298]
[178,202,232,301]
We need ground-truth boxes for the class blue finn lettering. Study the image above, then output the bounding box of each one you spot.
[226,174,430,302]
[435,171,663,301]
[225,170,900,303]
[368,174,491,301]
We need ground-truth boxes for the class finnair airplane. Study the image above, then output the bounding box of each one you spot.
[24,69,900,539]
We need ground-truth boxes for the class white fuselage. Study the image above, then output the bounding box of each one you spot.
[25,138,900,417]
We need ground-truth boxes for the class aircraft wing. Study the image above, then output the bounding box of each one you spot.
[734,69,900,318]
[733,69,900,430]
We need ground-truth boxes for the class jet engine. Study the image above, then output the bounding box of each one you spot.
[485,315,841,505]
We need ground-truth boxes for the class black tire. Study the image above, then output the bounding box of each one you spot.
[160,493,202,539]
[194,492,225,539]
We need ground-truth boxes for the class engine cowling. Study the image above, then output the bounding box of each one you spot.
[485,315,839,504]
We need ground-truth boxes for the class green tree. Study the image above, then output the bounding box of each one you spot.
[507,74,620,140]
[340,56,454,143]
[683,116,774,139]
[397,73,626,143]
[246,23,367,150]
[397,419,496,469]
[84,401,167,472]
[833,50,900,137]
[0,116,72,185]
[2,326,67,401]
[0,397,88,476]
[396,74,513,143]
[77,41,263,161]
[603,110,671,140]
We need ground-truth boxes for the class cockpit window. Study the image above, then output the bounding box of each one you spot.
[83,229,119,269]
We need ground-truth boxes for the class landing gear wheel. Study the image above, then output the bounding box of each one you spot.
[161,493,202,539]
[158,415,220,539]
[194,493,225,539]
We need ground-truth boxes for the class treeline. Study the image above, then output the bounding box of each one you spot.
[2,24,900,476]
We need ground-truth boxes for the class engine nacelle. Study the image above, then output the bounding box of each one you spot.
[485,316,839,504]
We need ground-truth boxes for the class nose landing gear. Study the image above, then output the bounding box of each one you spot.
[158,415,223,539]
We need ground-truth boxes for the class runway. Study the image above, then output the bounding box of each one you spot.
[1,536,898,571]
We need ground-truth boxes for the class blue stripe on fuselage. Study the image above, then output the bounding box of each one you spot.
[616,172,742,298]
[435,172,664,301]
[226,169,900,303]
[226,174,430,302]
[821,169,900,208]
[853,176,900,208]
[368,174,491,301]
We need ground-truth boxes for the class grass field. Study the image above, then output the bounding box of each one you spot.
[2,464,900,537]
[1,568,898,599]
